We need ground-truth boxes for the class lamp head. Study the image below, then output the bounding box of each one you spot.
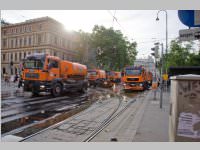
[156,17,159,21]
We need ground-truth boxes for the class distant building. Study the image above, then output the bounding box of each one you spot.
[134,56,155,73]
[1,17,79,75]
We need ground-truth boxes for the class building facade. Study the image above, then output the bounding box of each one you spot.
[1,17,79,75]
[134,56,155,73]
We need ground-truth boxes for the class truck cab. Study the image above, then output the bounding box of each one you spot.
[87,69,106,87]
[122,66,148,91]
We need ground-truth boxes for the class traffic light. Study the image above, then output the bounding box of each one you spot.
[151,45,159,58]
[151,48,155,56]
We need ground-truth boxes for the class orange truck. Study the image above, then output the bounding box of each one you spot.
[122,66,149,91]
[87,69,106,87]
[104,71,121,87]
[22,53,88,97]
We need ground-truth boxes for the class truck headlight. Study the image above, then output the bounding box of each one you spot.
[123,83,126,86]
[40,85,45,89]
[139,83,143,86]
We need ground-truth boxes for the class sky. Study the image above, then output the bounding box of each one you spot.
[1,10,193,59]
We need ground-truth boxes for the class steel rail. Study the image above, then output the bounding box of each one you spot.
[83,98,136,142]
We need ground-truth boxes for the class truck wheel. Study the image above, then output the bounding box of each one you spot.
[51,83,62,97]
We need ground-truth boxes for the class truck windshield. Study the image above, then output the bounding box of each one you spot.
[125,69,141,75]
[24,59,44,69]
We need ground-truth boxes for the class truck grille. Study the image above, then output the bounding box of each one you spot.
[127,78,139,81]
[25,73,39,79]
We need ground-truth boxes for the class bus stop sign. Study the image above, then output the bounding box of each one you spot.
[178,10,200,27]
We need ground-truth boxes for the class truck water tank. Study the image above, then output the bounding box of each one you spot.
[60,61,87,78]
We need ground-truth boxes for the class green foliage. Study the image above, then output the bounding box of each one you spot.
[164,40,200,72]
[91,25,137,71]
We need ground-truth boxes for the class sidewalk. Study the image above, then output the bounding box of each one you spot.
[133,88,170,142]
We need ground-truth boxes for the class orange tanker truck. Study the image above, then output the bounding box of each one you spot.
[122,66,149,91]
[87,69,106,87]
[22,53,88,97]
[104,71,121,87]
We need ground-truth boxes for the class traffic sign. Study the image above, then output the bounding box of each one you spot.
[163,74,168,81]
[179,28,200,41]
[195,10,200,26]
[178,10,200,27]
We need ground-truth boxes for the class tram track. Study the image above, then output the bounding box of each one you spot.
[19,96,120,142]
[83,98,137,142]
[1,87,113,139]
[19,90,142,142]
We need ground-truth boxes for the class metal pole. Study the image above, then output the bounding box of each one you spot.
[160,43,164,109]
[165,10,168,55]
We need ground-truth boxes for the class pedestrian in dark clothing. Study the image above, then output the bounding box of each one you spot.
[18,75,23,88]
[157,78,160,87]
[14,73,19,83]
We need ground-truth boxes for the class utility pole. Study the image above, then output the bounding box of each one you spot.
[160,43,164,109]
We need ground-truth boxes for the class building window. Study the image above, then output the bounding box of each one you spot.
[19,52,21,60]
[38,34,42,44]
[10,53,13,61]
[28,37,31,45]
[24,52,26,58]
[3,54,6,61]
[62,38,65,47]
[54,36,57,45]
[29,26,32,32]
[15,38,18,47]
[39,24,42,30]
[20,39,22,47]
[25,26,27,32]
[3,39,7,47]
[3,67,6,74]
[11,39,14,48]
[28,51,31,55]
[3,30,7,35]
[15,53,17,61]
[24,37,27,46]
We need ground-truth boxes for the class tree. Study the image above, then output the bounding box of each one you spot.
[165,40,200,72]
[91,25,137,71]
[1,18,10,25]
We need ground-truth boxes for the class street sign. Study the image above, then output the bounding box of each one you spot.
[163,74,168,81]
[195,10,200,26]
[178,10,200,27]
[179,28,200,41]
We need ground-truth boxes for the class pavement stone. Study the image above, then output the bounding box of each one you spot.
[132,89,170,142]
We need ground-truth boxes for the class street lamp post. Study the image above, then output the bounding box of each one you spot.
[154,42,164,109]
[156,10,168,55]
